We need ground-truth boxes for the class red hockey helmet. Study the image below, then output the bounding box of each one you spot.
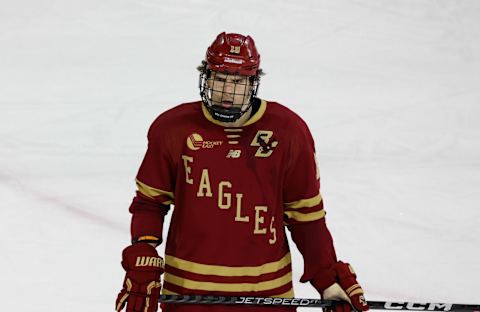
[199,32,262,123]
[205,32,260,76]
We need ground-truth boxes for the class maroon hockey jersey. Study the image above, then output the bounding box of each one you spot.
[131,99,332,312]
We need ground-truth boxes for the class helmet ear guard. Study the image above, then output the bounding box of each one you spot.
[199,32,262,123]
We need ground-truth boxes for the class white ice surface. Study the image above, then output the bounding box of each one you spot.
[1,0,479,310]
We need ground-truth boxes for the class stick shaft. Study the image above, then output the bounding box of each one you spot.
[159,295,480,311]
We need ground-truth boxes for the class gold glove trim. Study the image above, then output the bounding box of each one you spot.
[137,235,160,242]
[346,283,364,297]
[349,289,365,297]
[116,278,133,311]
[144,281,161,312]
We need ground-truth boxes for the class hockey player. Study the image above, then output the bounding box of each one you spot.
[115,32,369,312]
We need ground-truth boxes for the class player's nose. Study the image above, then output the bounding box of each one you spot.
[223,82,235,92]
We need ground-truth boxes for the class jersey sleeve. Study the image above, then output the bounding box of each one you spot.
[129,119,175,243]
[135,120,176,205]
[283,116,338,288]
[289,218,337,286]
[282,118,324,225]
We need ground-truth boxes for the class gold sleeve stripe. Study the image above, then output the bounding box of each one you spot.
[165,253,291,277]
[136,179,174,203]
[163,271,292,292]
[284,193,322,209]
[284,209,326,222]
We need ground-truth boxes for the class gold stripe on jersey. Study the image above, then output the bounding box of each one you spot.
[165,253,291,277]
[228,141,239,144]
[226,134,241,138]
[163,271,292,293]
[202,100,267,127]
[161,287,294,298]
[284,193,322,209]
[284,209,326,223]
[161,288,179,295]
[136,179,174,204]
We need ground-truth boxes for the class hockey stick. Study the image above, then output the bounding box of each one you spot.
[159,295,480,311]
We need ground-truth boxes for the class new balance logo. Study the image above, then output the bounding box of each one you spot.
[226,149,242,158]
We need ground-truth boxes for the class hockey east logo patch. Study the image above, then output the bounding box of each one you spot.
[250,130,278,158]
[187,133,223,151]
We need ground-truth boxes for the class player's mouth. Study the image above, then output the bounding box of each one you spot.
[221,100,234,108]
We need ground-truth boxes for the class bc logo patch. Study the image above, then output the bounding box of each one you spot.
[250,131,278,157]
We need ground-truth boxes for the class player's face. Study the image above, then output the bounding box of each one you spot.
[207,71,253,110]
